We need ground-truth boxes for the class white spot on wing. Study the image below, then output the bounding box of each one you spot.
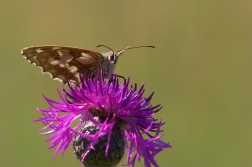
[81,52,92,58]
[50,60,60,65]
[58,49,71,53]
[49,53,74,65]
[37,52,49,57]
[76,53,96,65]
[58,52,74,62]
[68,66,78,73]
[58,63,70,68]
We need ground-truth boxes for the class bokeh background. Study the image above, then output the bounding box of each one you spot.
[0,1,251,167]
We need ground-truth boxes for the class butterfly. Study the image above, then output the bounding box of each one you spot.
[21,45,155,84]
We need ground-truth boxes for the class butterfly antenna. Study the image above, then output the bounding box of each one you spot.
[97,45,115,55]
[127,45,155,50]
[116,45,155,56]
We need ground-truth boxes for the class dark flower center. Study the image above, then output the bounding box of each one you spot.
[72,118,125,167]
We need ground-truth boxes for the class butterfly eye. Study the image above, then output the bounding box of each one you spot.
[109,54,117,64]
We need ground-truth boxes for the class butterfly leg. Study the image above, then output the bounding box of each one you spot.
[114,74,126,84]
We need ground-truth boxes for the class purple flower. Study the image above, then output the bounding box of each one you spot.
[34,73,171,167]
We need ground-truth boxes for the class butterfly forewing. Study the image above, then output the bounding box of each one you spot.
[21,46,104,84]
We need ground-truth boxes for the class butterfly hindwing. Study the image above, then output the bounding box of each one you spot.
[21,46,104,84]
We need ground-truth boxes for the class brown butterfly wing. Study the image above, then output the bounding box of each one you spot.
[21,46,104,84]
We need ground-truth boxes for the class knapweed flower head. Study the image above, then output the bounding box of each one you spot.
[34,72,171,167]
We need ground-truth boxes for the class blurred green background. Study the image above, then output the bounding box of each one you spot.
[0,1,251,167]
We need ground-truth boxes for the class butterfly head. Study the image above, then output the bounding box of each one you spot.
[107,53,118,64]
